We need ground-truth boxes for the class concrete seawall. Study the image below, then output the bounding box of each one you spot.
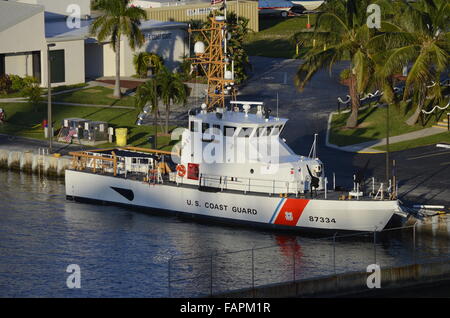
[0,149,71,177]
[214,260,450,298]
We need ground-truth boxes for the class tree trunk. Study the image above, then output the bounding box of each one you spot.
[345,75,360,128]
[165,103,170,134]
[113,38,121,98]
[405,101,423,126]
[153,107,158,149]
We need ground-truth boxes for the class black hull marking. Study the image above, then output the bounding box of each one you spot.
[110,187,134,201]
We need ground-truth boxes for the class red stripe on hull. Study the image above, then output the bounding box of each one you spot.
[274,198,309,226]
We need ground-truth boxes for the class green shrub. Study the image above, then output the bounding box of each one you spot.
[23,76,39,88]
[339,69,351,82]
[9,74,26,92]
[0,75,12,94]
[22,83,43,108]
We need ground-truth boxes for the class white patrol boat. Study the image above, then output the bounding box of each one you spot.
[65,100,403,233]
[65,13,404,233]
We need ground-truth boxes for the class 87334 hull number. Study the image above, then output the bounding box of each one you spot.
[309,216,336,223]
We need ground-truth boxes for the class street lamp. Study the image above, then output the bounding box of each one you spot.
[47,43,56,153]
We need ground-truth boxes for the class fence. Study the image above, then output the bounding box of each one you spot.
[167,217,450,297]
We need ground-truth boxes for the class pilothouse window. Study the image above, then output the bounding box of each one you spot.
[256,127,265,137]
[238,127,253,138]
[272,125,282,136]
[202,123,210,133]
[224,126,236,137]
[190,121,199,132]
[212,124,221,135]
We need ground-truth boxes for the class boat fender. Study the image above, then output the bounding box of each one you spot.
[176,164,186,177]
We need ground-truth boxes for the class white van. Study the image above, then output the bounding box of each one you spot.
[258,0,294,18]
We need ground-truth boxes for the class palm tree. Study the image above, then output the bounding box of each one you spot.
[202,11,251,85]
[156,66,188,134]
[292,0,379,128]
[225,12,251,85]
[377,0,449,126]
[90,0,147,98]
[133,52,164,78]
[135,79,159,148]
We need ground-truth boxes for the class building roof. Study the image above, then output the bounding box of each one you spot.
[0,1,44,33]
[46,17,187,42]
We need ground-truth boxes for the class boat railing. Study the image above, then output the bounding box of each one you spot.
[69,150,158,179]
[197,173,302,196]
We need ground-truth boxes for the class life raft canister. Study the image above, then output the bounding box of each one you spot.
[176,164,186,177]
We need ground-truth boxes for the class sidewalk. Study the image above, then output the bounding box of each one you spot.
[325,111,446,153]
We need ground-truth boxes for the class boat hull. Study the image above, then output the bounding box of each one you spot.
[65,170,398,232]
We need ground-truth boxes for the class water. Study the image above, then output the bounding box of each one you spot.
[0,171,448,297]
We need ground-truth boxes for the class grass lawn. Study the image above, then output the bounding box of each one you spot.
[244,15,316,58]
[0,102,177,151]
[0,91,25,99]
[48,83,89,94]
[53,86,136,107]
[0,83,89,99]
[329,102,442,147]
[373,131,450,152]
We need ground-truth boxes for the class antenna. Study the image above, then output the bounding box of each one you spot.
[276,92,279,119]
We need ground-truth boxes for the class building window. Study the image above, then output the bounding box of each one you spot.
[49,50,65,83]
[0,54,5,76]
[32,51,41,83]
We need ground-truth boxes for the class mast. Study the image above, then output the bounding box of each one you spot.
[188,6,235,110]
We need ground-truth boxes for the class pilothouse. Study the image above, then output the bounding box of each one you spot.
[177,101,325,196]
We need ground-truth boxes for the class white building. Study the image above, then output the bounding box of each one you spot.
[0,0,188,87]
[12,0,92,17]
[130,0,210,8]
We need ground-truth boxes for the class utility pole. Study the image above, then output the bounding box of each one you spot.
[47,43,56,153]
[385,103,390,183]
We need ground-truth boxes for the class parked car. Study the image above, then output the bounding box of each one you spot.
[288,5,307,16]
[258,0,294,18]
